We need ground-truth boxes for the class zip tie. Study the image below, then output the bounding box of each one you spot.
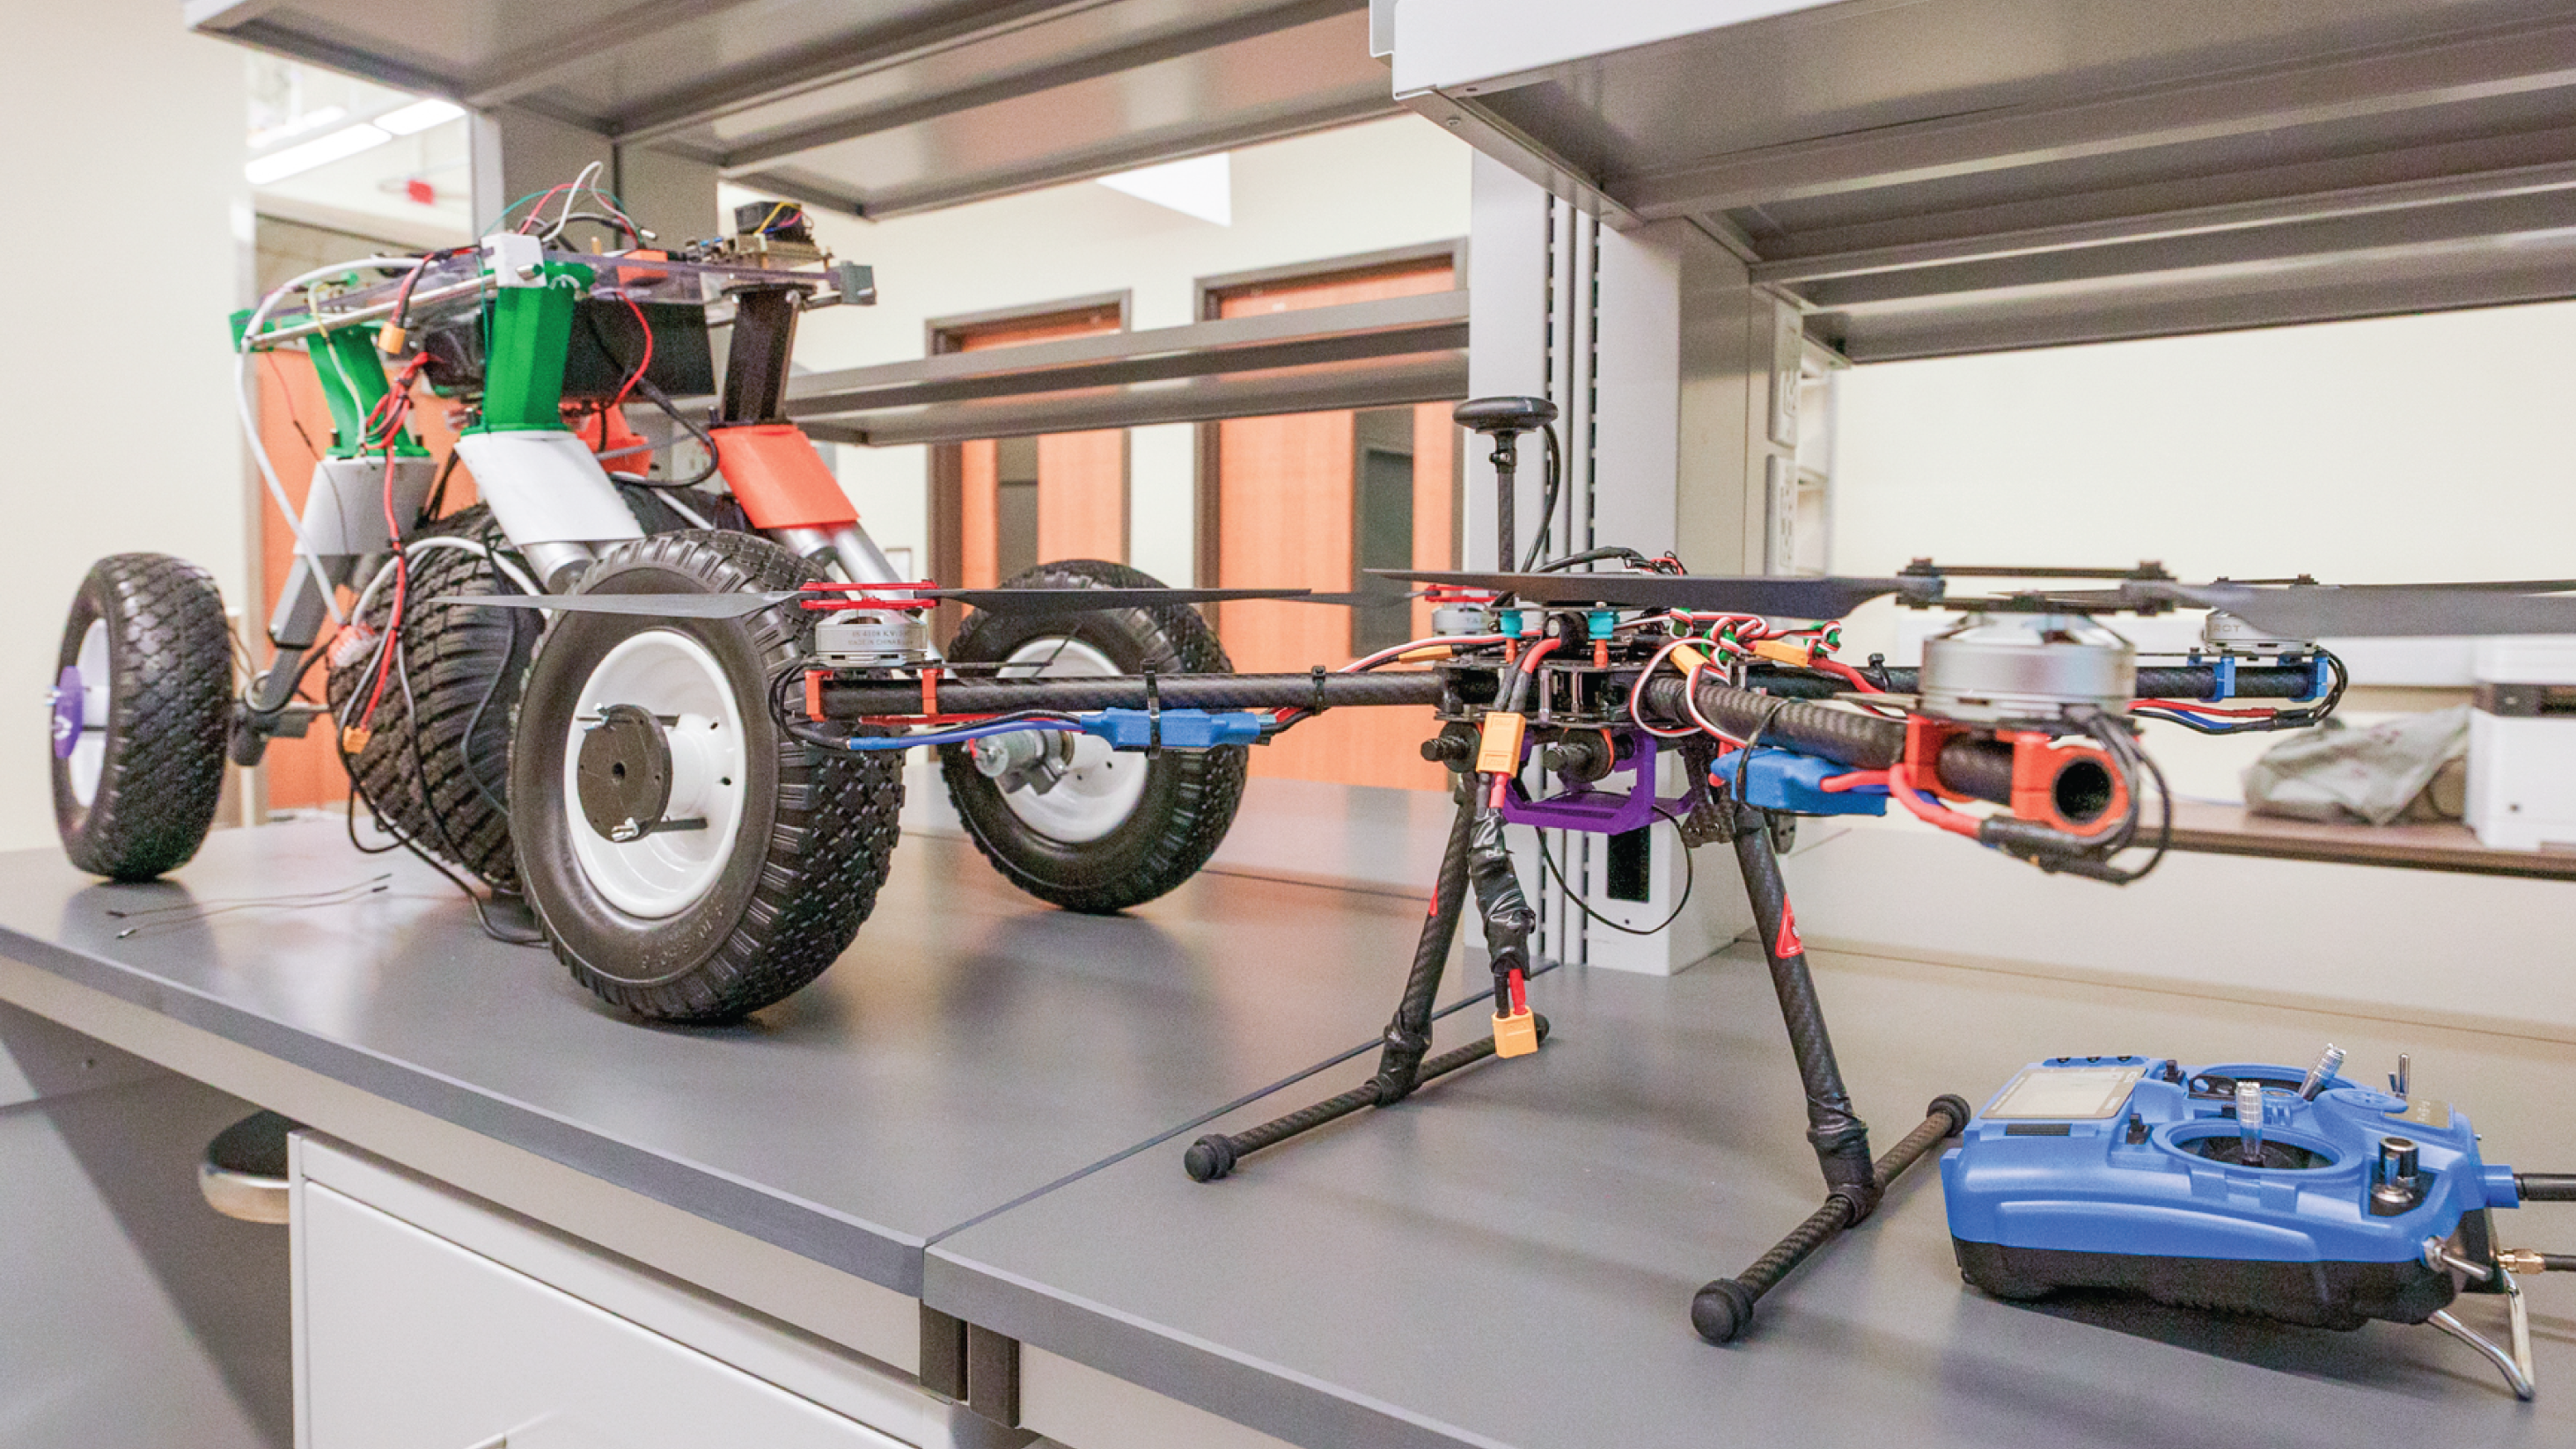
[1143,668,1161,757]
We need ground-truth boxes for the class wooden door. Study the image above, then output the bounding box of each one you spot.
[1211,262,1457,791]
[946,306,1127,589]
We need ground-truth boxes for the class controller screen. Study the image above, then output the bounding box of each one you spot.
[1986,1064,2146,1121]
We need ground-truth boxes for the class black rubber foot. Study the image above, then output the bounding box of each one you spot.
[1184,1135,1237,1182]
[1692,1277,1758,1344]
[482,890,540,938]
[1928,1093,1974,1133]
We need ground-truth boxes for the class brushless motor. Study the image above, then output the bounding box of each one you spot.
[1919,612,2135,724]
[812,610,931,667]
[2199,609,2310,654]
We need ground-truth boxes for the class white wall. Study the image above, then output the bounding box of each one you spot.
[1825,301,2576,799]
[1831,301,2576,588]
[780,114,1474,585]
[0,3,247,851]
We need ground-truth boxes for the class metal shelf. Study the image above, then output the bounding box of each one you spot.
[191,0,1397,218]
[1389,0,2576,358]
[784,290,1468,444]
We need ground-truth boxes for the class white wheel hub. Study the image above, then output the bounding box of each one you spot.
[563,629,748,918]
[990,637,1146,845]
[63,619,108,808]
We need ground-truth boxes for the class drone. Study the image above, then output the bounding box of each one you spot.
[481,393,2576,1345]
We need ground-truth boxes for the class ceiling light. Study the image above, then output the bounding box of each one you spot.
[1097,153,1231,226]
[378,99,465,136]
[246,123,393,185]
[246,104,346,151]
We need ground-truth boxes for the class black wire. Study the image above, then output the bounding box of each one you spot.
[393,637,546,944]
[457,582,536,820]
[1533,546,1655,574]
[418,450,461,525]
[332,640,539,944]
[1536,806,1695,936]
[1519,425,1562,571]
[631,377,723,488]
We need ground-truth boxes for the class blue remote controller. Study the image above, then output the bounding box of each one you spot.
[1941,1048,2569,1398]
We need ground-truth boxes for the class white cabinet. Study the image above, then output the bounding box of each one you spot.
[291,1137,972,1449]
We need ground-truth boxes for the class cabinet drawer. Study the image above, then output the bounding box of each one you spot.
[298,1181,908,1449]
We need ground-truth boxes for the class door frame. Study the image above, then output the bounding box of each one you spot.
[922,292,1127,636]
[1189,240,1466,589]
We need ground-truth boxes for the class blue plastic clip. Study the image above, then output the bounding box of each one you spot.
[1719,748,1888,817]
[1080,708,1262,751]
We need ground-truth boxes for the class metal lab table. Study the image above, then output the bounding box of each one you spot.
[0,814,1439,1303]
[0,807,2569,1448]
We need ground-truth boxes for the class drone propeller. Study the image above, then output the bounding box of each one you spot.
[1374,569,1940,619]
[425,585,1332,621]
[2131,582,2576,639]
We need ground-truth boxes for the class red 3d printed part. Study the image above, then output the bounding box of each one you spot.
[711,423,859,530]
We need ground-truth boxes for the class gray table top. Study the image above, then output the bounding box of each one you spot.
[0,813,1442,1294]
[4,799,2568,1448]
[928,948,2576,1449]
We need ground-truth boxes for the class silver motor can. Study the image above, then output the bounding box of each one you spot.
[1919,613,2135,724]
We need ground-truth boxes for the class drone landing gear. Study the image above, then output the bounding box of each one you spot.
[1695,801,1973,1343]
[1184,785,1548,1183]
[1179,779,1968,1345]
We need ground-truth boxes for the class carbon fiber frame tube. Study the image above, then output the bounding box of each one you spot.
[2519,1174,2576,1202]
[1372,788,1478,1104]
[818,670,1449,717]
[1931,737,2016,806]
[1728,801,1875,1203]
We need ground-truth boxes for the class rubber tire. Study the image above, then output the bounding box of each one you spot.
[939,559,1244,914]
[53,553,231,880]
[327,505,533,890]
[510,531,904,1022]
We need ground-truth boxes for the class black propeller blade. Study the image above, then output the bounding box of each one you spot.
[1373,570,1941,619]
[423,590,804,619]
[426,585,1333,620]
[2132,582,2576,639]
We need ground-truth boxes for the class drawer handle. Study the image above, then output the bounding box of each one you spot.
[197,1110,299,1225]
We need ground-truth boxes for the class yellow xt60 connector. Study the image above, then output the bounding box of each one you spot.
[1475,710,1527,774]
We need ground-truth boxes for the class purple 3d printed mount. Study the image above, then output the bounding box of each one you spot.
[1498,730,1703,834]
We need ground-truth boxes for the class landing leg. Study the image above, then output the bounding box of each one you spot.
[1184,785,1547,1182]
[1692,799,1969,1343]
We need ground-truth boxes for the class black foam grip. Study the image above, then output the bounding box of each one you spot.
[1740,663,2317,702]
[1641,677,1908,770]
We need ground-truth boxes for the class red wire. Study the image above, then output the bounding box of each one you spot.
[611,290,653,415]
[356,356,430,734]
[1812,658,1883,693]
[1506,967,1527,1014]
[1886,762,1982,838]
[1819,768,1887,793]
[2133,699,2278,717]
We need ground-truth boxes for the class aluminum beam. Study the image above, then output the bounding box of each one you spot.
[1613,21,2576,220]
[785,291,1467,444]
[798,355,1467,447]
[606,0,1120,144]
[194,0,1396,223]
[708,0,1366,169]
[752,86,1396,222]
